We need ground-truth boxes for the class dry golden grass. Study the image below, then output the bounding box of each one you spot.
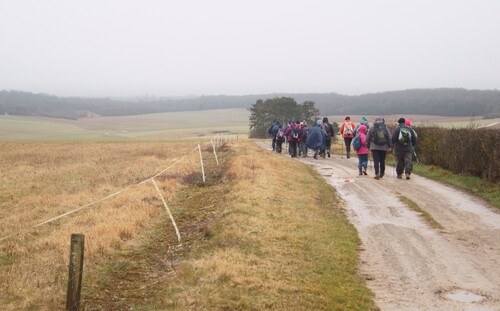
[0,140,221,310]
[94,140,375,310]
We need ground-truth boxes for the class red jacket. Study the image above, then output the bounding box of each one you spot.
[340,120,355,138]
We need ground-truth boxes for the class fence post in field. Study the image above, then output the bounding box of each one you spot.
[198,144,206,183]
[66,233,85,311]
[211,139,219,165]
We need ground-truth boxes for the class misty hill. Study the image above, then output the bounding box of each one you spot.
[1,88,499,120]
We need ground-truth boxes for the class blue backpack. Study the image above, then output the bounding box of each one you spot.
[291,125,299,139]
[352,135,361,151]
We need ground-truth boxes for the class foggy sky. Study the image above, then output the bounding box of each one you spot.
[1,0,499,97]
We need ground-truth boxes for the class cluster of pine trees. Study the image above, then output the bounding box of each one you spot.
[248,97,319,138]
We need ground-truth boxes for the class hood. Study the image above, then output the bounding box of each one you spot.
[374,116,384,126]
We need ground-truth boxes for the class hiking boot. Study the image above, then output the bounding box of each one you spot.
[374,175,380,180]
[359,172,363,176]
[397,174,402,179]
[379,173,384,179]
[327,152,331,158]
[362,170,367,175]
[405,173,411,180]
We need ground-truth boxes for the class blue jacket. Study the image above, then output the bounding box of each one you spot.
[306,121,325,150]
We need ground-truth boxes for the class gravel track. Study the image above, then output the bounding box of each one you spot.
[258,142,500,311]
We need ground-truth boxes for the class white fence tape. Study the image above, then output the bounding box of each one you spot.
[0,135,237,243]
[151,178,181,243]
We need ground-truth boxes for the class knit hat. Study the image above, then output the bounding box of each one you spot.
[345,116,350,120]
[398,118,406,124]
[405,119,412,126]
[361,116,368,123]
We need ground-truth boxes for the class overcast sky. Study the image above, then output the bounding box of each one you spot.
[1,0,499,97]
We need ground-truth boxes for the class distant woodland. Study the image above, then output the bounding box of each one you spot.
[0,88,499,120]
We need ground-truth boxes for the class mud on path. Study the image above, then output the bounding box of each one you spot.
[257,142,500,311]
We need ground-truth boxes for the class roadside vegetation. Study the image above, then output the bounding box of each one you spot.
[0,140,376,310]
[0,140,215,310]
[83,141,376,310]
[410,163,500,209]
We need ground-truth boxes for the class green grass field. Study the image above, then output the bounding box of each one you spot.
[0,108,250,141]
[2,111,497,141]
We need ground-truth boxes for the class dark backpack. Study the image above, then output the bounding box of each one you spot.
[398,127,411,145]
[291,125,299,139]
[324,123,333,140]
[271,124,279,135]
[300,127,309,141]
[373,125,388,145]
[352,135,361,151]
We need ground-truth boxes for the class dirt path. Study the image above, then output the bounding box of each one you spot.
[257,142,500,311]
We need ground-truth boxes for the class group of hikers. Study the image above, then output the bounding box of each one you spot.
[268,116,417,180]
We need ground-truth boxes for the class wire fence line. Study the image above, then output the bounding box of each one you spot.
[0,133,238,243]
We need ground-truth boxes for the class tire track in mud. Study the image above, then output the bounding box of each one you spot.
[257,142,500,311]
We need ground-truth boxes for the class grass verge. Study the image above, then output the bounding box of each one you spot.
[383,155,499,210]
[398,195,444,230]
[83,141,377,310]
[411,163,499,210]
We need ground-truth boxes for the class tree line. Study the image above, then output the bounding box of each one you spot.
[1,88,499,120]
[248,97,319,138]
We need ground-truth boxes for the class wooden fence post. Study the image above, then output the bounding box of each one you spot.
[66,233,85,311]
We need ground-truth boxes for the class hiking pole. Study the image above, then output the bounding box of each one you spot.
[413,150,420,164]
[392,149,397,177]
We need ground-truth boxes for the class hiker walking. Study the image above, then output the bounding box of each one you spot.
[268,119,281,151]
[366,116,392,180]
[306,120,325,159]
[392,118,417,179]
[355,125,369,175]
[285,119,300,158]
[405,118,418,169]
[354,116,370,135]
[321,117,335,158]
[340,116,356,158]
[299,121,309,157]
[275,126,285,153]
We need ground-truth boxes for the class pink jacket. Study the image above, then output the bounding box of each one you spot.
[356,125,369,155]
